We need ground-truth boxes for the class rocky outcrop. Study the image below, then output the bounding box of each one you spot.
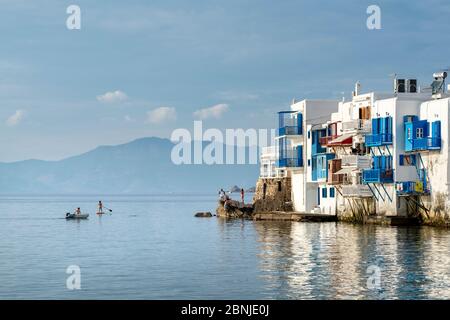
[194,212,213,218]
[252,177,293,213]
[216,199,254,219]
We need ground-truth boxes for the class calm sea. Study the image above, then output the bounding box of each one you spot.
[0,194,449,300]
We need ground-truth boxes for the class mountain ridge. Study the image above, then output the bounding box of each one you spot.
[0,137,259,194]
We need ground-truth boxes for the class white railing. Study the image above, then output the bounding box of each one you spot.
[342,119,371,133]
[261,146,278,160]
[260,168,278,178]
[340,155,372,169]
[341,185,373,197]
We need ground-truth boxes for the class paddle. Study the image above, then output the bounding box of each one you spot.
[103,206,113,213]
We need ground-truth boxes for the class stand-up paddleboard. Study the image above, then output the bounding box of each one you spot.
[65,213,89,220]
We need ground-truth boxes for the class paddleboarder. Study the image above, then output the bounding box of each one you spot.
[98,201,103,214]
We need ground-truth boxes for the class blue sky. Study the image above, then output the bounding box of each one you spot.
[1,0,450,161]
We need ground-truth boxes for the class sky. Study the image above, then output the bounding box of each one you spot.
[1,0,450,162]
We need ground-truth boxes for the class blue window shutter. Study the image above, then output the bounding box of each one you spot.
[399,155,404,166]
[322,187,327,198]
[372,118,379,134]
[297,113,303,134]
[432,121,441,138]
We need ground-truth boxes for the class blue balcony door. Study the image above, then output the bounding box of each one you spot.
[432,121,441,138]
[405,122,413,151]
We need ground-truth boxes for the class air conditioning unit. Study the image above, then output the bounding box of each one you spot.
[394,79,406,93]
[407,79,417,93]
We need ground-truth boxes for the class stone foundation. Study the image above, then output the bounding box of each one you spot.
[252,177,293,213]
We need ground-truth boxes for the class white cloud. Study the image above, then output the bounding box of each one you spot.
[6,110,25,127]
[193,103,229,120]
[124,115,135,122]
[97,90,128,103]
[146,107,177,124]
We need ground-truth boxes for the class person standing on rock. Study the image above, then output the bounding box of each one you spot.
[241,188,245,204]
[219,188,226,201]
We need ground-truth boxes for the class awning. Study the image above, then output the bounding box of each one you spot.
[335,168,355,175]
[329,133,353,145]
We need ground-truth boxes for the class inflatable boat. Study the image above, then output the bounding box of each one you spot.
[65,213,89,220]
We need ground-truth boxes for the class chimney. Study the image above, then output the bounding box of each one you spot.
[354,81,361,96]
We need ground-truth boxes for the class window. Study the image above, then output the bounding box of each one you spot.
[399,154,416,166]
[416,128,424,138]
[322,187,327,198]
[330,187,335,198]
[308,131,311,139]
[308,159,311,167]
[277,181,282,192]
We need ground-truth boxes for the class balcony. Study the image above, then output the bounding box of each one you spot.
[342,119,371,133]
[340,155,372,169]
[342,185,373,198]
[365,133,393,147]
[277,158,303,168]
[396,181,429,195]
[411,137,441,151]
[328,173,344,185]
[278,126,302,136]
[260,167,278,178]
[261,146,278,160]
[278,111,302,137]
[362,169,394,184]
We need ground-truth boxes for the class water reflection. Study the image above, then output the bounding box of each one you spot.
[252,221,450,299]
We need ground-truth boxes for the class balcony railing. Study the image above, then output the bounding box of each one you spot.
[342,119,371,133]
[260,168,278,178]
[340,155,372,169]
[278,126,302,136]
[261,146,278,160]
[411,137,441,151]
[319,135,340,146]
[362,169,394,184]
[396,181,429,195]
[365,134,393,147]
[328,173,344,185]
[277,158,303,168]
[342,185,373,197]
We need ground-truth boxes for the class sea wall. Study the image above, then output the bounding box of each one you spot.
[252,177,293,213]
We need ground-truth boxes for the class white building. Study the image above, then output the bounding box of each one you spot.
[259,71,450,219]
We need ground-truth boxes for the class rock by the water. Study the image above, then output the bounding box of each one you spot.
[195,212,213,218]
[216,199,254,219]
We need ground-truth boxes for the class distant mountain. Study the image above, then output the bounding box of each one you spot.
[0,137,259,194]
